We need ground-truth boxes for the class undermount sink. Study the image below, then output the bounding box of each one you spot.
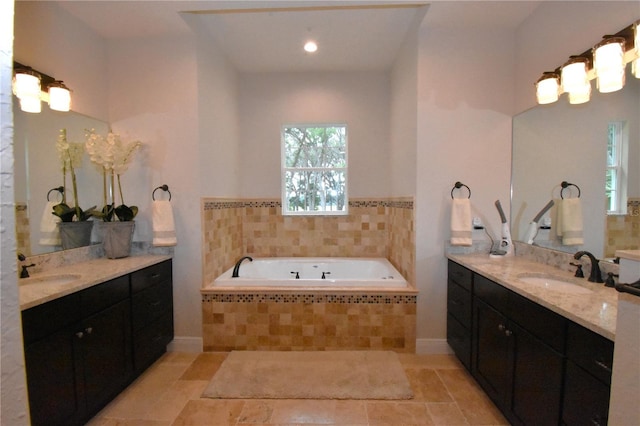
[517,274,593,295]
[20,274,82,287]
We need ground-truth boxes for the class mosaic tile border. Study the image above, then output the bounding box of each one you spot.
[203,198,413,211]
[628,199,639,217]
[202,293,417,304]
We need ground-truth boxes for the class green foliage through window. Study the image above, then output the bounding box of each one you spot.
[282,125,347,214]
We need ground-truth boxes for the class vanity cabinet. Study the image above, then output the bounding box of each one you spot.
[447,261,614,426]
[446,260,474,369]
[473,275,564,426]
[21,259,173,426]
[131,260,174,372]
[22,276,132,426]
[562,322,613,426]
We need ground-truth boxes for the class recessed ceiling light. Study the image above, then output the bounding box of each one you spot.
[304,40,318,53]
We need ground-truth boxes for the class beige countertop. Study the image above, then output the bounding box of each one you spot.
[447,253,618,341]
[616,250,640,262]
[19,255,172,311]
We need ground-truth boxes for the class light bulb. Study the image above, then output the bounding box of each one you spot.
[304,41,318,53]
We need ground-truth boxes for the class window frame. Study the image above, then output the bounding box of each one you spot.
[606,121,628,215]
[281,123,348,216]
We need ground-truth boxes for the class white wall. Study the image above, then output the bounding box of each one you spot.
[1,1,29,423]
[238,71,391,198]
[183,13,241,198]
[514,1,639,114]
[13,1,109,122]
[390,14,419,197]
[107,35,203,341]
[415,7,515,345]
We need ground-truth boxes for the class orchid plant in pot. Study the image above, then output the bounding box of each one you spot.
[53,129,97,249]
[85,129,142,258]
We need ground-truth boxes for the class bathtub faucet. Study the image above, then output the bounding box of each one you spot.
[232,256,253,278]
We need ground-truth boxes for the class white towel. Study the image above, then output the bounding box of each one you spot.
[450,198,472,246]
[152,200,177,246]
[560,198,584,245]
[39,201,61,246]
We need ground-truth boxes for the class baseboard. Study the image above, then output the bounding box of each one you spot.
[415,338,453,355]
[167,336,203,353]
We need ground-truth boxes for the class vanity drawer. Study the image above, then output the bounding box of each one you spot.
[80,275,130,318]
[133,311,174,372]
[131,260,172,293]
[22,292,81,344]
[566,322,614,385]
[508,290,566,353]
[131,279,173,332]
[448,260,472,291]
[447,313,471,370]
[447,279,472,327]
[473,274,509,313]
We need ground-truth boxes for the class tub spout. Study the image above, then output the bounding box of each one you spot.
[232,256,253,278]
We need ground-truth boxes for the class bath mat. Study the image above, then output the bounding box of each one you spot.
[202,350,414,400]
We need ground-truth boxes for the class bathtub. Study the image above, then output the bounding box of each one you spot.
[213,257,408,288]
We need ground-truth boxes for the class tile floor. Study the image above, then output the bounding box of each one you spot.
[87,351,509,426]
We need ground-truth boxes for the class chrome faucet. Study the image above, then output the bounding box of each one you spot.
[573,251,604,283]
[231,256,253,278]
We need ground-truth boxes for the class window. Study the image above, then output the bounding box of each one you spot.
[282,124,347,215]
[606,121,628,214]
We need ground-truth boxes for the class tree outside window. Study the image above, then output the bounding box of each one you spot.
[282,125,347,215]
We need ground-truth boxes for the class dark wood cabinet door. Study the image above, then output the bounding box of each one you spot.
[509,322,563,426]
[474,299,511,407]
[24,329,84,426]
[562,360,610,426]
[79,299,132,416]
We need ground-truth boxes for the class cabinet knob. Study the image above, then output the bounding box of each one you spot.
[498,324,506,332]
[505,329,513,337]
[85,327,93,335]
[75,331,84,339]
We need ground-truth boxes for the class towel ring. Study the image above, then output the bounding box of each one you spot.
[152,184,172,201]
[47,186,64,202]
[560,181,581,199]
[451,182,471,199]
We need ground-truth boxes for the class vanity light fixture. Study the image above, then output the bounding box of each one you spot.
[12,62,72,113]
[47,80,71,112]
[594,36,626,93]
[535,72,560,104]
[561,57,592,104]
[13,67,42,112]
[534,20,640,105]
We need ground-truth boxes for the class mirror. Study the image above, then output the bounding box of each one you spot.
[512,69,639,259]
[14,97,109,255]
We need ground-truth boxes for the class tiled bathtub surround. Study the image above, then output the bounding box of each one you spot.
[202,292,417,352]
[201,197,416,352]
[604,198,640,258]
[201,198,415,286]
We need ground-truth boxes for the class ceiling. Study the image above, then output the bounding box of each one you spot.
[54,1,541,73]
